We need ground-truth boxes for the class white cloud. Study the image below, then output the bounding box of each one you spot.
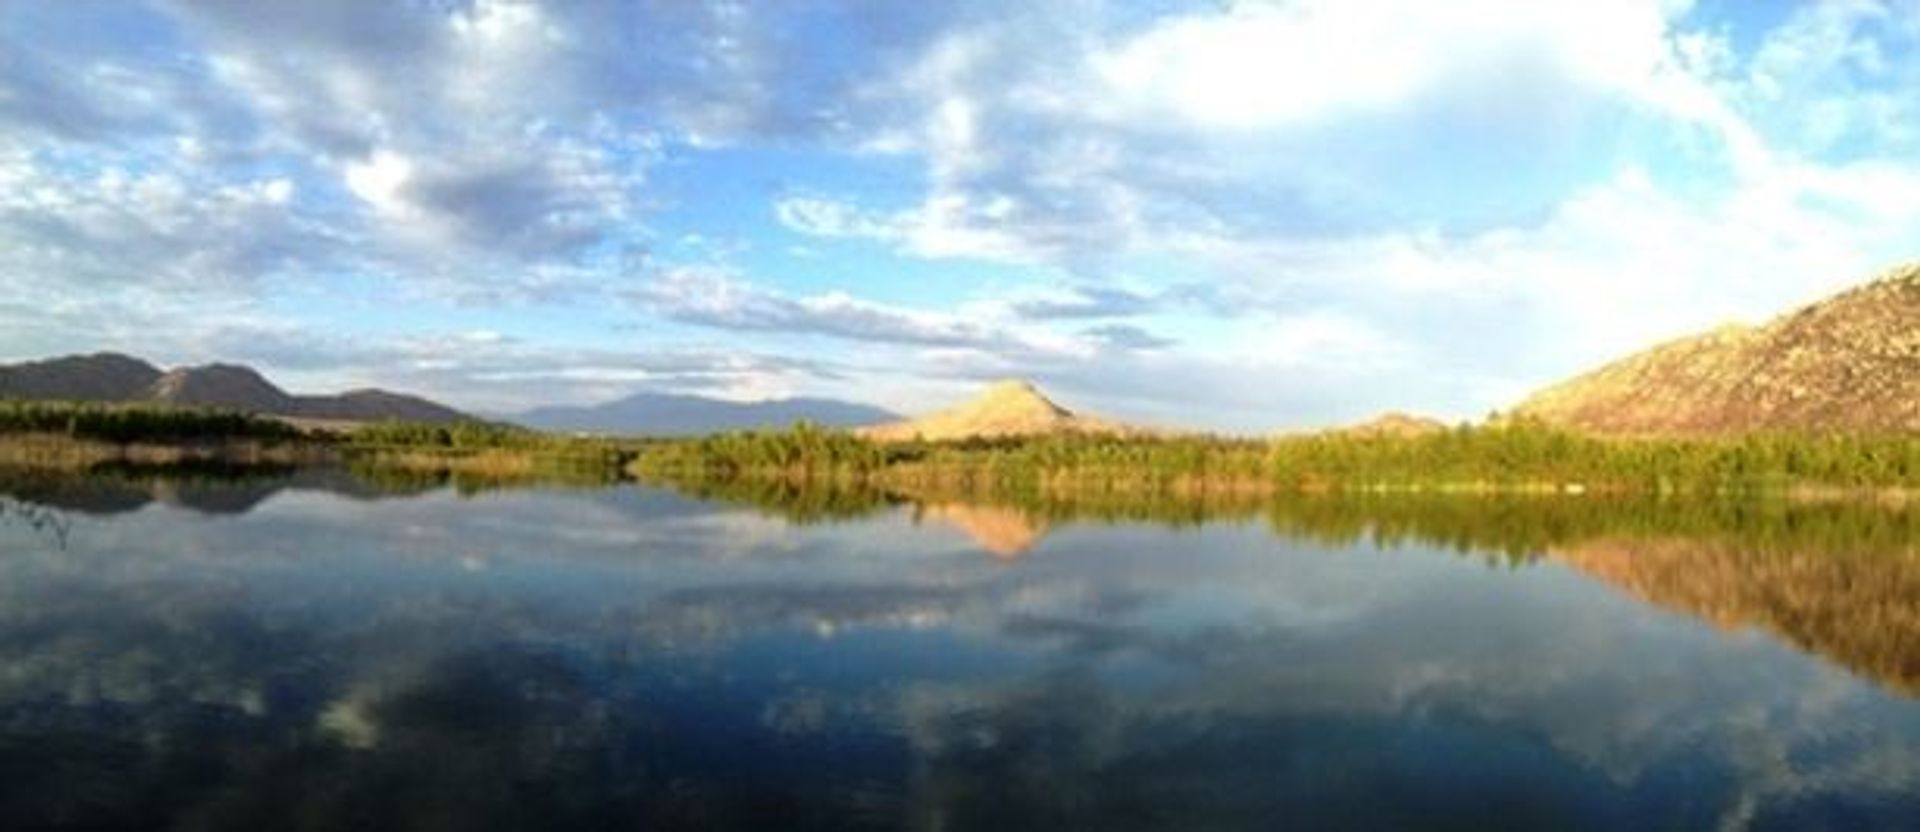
[1739,0,1920,153]
[1092,0,1673,130]
[773,196,898,240]
[635,266,1093,359]
[0,157,337,294]
[345,151,417,218]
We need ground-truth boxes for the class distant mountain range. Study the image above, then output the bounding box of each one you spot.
[0,353,469,424]
[514,391,898,435]
[1510,262,1918,435]
[7,261,1912,439]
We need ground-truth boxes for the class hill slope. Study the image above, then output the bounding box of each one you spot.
[146,364,297,412]
[516,392,897,436]
[1329,411,1449,439]
[0,353,163,402]
[294,389,469,424]
[1511,263,1919,435]
[0,354,470,425]
[859,379,1137,442]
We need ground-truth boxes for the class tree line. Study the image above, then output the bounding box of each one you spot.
[0,400,301,442]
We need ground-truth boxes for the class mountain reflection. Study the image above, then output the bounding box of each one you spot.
[1555,536,1920,694]
[0,469,1915,829]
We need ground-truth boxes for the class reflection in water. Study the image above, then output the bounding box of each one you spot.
[0,468,1914,829]
[1556,537,1920,694]
[914,502,1050,558]
[0,496,70,549]
[647,473,1920,694]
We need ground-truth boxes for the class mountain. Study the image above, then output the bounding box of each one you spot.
[1510,262,1919,435]
[1329,411,1449,439]
[295,389,469,424]
[859,379,1139,441]
[516,391,897,436]
[146,364,297,412]
[0,353,470,425]
[0,352,163,402]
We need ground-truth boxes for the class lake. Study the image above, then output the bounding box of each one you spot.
[0,469,1915,830]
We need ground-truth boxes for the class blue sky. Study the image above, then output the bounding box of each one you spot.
[2,0,1916,431]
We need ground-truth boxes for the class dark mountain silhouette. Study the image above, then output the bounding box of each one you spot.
[0,353,470,424]
[0,353,163,402]
[516,391,897,435]
[291,388,468,424]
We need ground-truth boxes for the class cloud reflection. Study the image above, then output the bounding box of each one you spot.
[0,474,1912,828]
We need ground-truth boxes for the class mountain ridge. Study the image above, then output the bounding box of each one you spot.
[0,353,470,425]
[0,352,164,402]
[1510,262,1919,435]
[515,391,898,435]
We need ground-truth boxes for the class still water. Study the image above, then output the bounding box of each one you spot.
[0,471,1915,830]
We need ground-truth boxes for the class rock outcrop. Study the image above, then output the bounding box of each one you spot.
[1510,263,1919,435]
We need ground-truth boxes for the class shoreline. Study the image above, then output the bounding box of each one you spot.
[1,430,1913,504]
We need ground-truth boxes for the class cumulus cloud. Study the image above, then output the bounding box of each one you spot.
[1078,324,1174,352]
[1011,285,1160,320]
[635,266,1062,354]
[0,151,339,293]
[1736,0,1920,156]
[811,0,1733,267]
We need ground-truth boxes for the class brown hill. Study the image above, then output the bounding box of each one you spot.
[0,353,471,425]
[1510,262,1919,435]
[146,364,298,412]
[0,353,162,402]
[1332,411,1449,439]
[858,379,1138,442]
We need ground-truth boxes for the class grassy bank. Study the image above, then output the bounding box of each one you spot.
[339,419,636,483]
[9,398,1914,498]
[0,401,638,479]
[0,401,322,470]
[629,421,1920,497]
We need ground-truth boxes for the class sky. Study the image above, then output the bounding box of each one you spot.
[2,0,1917,431]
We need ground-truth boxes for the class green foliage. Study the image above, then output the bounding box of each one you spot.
[348,419,632,459]
[631,420,1920,493]
[637,468,1916,565]
[0,399,301,443]
[350,419,542,449]
[628,421,902,479]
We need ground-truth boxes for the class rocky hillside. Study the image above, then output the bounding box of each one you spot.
[0,353,469,425]
[858,379,1138,442]
[1511,262,1919,435]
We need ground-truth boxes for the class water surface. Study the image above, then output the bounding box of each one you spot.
[0,471,1915,830]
